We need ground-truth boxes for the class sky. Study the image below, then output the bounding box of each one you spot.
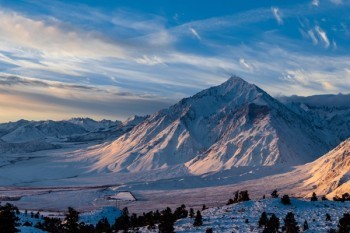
[0,0,350,122]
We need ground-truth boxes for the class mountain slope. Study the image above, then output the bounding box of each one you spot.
[300,138,350,197]
[88,76,330,174]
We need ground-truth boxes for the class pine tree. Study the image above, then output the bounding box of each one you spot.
[0,203,20,233]
[240,190,251,202]
[322,195,329,201]
[206,228,213,233]
[303,220,308,231]
[189,208,195,218]
[326,213,332,221]
[95,217,111,233]
[266,214,280,233]
[271,190,279,198]
[174,204,188,220]
[35,216,63,233]
[259,212,268,228]
[193,210,203,227]
[228,190,251,204]
[284,212,299,233]
[114,207,130,232]
[338,213,350,233]
[311,192,318,201]
[158,207,175,233]
[202,204,207,211]
[227,198,234,205]
[130,213,138,229]
[263,195,266,199]
[281,195,291,205]
[63,207,80,233]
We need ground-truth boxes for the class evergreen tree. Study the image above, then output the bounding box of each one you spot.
[189,208,195,218]
[284,212,299,233]
[159,207,175,233]
[63,207,80,233]
[338,213,350,233]
[114,207,130,232]
[322,195,329,201]
[174,204,188,220]
[154,210,161,223]
[35,216,62,233]
[263,195,266,199]
[239,190,251,202]
[281,195,291,205]
[193,210,203,227]
[265,214,280,233]
[145,211,155,229]
[271,190,279,198]
[259,212,268,228]
[311,192,318,201]
[0,203,20,233]
[96,217,111,233]
[303,220,308,231]
[206,228,213,233]
[227,198,234,205]
[202,205,207,211]
[130,213,138,229]
[228,190,251,204]
[326,213,332,221]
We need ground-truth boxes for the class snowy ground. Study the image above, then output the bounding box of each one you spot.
[16,206,121,233]
[12,197,350,232]
[173,198,350,232]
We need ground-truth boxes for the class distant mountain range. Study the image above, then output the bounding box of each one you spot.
[0,116,147,153]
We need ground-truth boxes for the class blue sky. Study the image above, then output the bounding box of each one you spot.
[0,0,349,122]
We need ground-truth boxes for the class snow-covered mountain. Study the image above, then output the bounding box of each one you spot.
[66,115,148,142]
[279,94,350,143]
[68,117,122,132]
[0,118,126,144]
[300,138,350,198]
[0,118,129,154]
[1,120,88,143]
[88,76,331,174]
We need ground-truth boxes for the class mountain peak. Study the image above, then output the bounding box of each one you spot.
[226,75,247,84]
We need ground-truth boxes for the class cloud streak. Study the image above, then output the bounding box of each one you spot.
[189,27,201,40]
[315,25,330,48]
[271,7,283,25]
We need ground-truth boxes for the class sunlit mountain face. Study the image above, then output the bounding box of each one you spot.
[0,0,349,122]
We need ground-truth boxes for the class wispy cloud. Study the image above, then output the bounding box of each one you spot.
[271,7,283,25]
[0,10,127,59]
[189,27,201,40]
[312,0,320,6]
[135,55,165,66]
[330,0,343,5]
[308,30,319,45]
[0,73,173,122]
[239,58,254,72]
[315,25,330,48]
